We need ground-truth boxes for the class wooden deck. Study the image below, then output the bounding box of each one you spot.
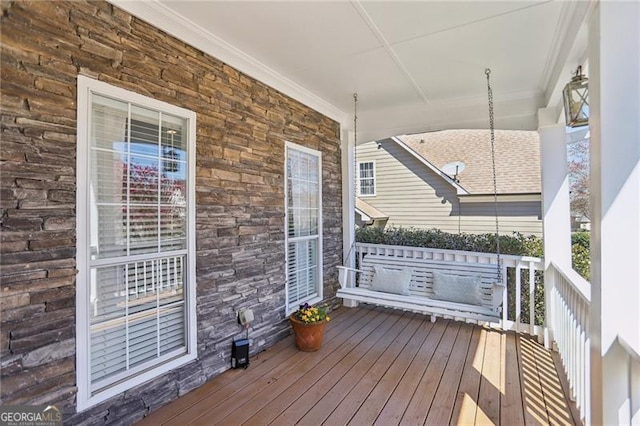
[138,306,581,425]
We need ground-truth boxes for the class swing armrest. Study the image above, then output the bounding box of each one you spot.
[337,266,365,289]
[491,281,506,312]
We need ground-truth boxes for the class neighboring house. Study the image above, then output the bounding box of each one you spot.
[571,214,591,232]
[356,129,543,237]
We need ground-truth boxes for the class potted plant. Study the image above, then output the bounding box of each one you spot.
[289,303,331,351]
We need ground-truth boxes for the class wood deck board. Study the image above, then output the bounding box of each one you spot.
[476,328,503,424]
[350,319,450,425]
[192,308,386,426]
[240,310,407,426]
[268,312,417,426]
[399,321,462,425]
[323,314,436,426]
[136,306,580,426]
[517,333,553,425]
[372,320,445,425]
[294,317,421,425]
[501,332,526,425]
[526,336,576,426]
[150,307,363,426]
[423,323,474,425]
[451,325,486,425]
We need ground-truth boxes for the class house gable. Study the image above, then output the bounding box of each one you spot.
[355,140,542,236]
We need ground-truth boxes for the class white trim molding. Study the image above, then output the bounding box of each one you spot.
[109,0,348,130]
[284,142,324,315]
[75,75,197,411]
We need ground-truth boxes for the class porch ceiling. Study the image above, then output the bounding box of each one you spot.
[111,0,592,142]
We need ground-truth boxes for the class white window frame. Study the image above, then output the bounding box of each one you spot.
[357,160,376,197]
[284,142,323,315]
[75,75,197,411]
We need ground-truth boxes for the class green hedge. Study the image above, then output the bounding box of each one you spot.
[571,231,590,280]
[356,227,543,257]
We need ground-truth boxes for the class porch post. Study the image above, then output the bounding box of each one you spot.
[588,2,640,425]
[341,129,357,307]
[538,107,572,349]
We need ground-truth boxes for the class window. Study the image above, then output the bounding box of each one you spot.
[285,142,323,313]
[76,76,196,410]
[358,161,376,196]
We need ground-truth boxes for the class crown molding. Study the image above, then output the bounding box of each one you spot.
[109,0,349,127]
[541,1,594,107]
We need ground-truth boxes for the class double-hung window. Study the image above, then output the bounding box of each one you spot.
[76,76,196,410]
[357,161,376,196]
[285,142,323,313]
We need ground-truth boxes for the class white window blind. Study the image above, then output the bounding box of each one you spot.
[77,76,196,409]
[285,143,322,312]
[358,161,375,196]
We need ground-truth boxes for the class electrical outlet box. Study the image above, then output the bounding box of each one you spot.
[238,309,254,326]
[231,338,249,369]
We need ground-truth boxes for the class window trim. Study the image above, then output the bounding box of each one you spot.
[357,160,376,197]
[284,141,323,315]
[75,75,197,411]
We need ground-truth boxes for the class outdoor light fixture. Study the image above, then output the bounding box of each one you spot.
[562,66,589,128]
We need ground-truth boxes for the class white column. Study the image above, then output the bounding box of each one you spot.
[341,130,357,307]
[538,107,572,348]
[589,2,640,425]
[538,107,573,269]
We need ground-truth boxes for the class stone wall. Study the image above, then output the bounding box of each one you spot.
[0,1,342,423]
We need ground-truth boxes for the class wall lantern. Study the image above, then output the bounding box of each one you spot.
[562,66,589,128]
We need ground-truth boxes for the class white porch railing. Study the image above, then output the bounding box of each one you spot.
[549,261,591,424]
[353,242,545,335]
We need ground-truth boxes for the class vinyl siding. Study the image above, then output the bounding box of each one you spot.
[356,141,543,237]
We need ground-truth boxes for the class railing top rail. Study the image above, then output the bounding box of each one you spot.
[617,335,640,364]
[355,242,544,267]
[550,261,591,303]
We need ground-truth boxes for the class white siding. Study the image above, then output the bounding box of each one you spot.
[356,141,542,237]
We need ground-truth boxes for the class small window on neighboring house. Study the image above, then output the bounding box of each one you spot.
[358,161,376,196]
[76,76,197,410]
[285,142,323,313]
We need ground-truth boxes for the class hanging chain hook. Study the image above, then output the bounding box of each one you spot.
[485,68,502,283]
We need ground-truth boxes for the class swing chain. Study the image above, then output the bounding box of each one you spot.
[353,93,358,204]
[486,69,502,283]
[344,93,359,267]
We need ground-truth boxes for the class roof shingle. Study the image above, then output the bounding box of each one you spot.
[399,129,541,194]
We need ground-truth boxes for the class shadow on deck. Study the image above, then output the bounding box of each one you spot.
[137,305,581,425]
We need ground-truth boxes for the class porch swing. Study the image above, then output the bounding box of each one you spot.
[336,70,506,323]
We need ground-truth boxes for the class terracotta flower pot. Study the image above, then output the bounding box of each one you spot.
[289,315,327,351]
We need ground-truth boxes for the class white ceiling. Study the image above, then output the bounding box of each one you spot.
[111,0,592,143]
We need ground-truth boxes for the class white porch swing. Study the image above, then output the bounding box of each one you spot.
[336,70,506,324]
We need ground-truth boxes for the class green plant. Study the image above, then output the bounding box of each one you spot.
[292,303,330,324]
[356,227,543,257]
[571,231,590,280]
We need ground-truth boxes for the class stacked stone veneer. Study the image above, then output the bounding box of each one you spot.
[0,1,343,423]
